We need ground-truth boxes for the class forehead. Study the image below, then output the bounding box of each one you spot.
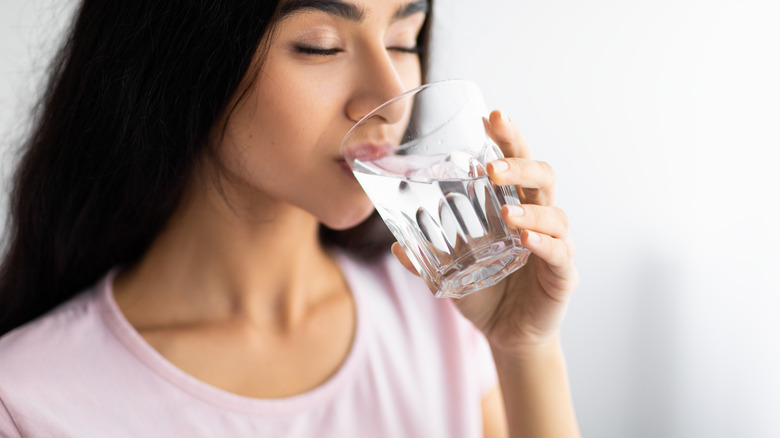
[277,0,429,23]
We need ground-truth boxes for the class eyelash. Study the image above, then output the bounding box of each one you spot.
[295,45,342,56]
[294,45,422,56]
[390,46,423,54]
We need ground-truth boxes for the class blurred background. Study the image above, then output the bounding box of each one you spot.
[2,0,779,436]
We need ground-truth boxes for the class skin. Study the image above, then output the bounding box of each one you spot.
[114,1,580,437]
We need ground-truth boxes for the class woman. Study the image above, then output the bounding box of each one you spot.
[0,0,580,436]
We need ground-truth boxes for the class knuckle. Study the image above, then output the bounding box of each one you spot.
[565,241,576,262]
[561,242,577,265]
[538,160,556,182]
[553,241,569,265]
[555,207,569,228]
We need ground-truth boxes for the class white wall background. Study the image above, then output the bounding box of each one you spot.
[2,0,779,437]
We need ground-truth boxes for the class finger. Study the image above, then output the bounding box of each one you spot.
[486,157,556,191]
[521,230,576,271]
[392,242,419,276]
[484,110,531,158]
[501,204,570,239]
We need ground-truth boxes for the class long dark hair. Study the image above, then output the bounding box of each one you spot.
[0,0,432,336]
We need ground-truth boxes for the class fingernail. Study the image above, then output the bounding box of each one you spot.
[506,205,524,217]
[527,231,542,243]
[501,112,511,122]
[490,160,509,173]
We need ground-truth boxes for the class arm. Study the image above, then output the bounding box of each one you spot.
[481,384,509,438]
[491,340,580,438]
[481,340,579,438]
[478,110,580,437]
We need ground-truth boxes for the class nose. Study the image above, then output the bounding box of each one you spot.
[345,47,411,125]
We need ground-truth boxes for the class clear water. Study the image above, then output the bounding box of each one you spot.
[353,151,531,297]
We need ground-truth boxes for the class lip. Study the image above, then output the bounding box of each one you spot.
[343,141,394,163]
[337,158,354,178]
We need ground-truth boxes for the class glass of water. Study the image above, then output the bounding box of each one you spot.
[341,79,531,298]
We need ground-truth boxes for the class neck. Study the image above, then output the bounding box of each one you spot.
[114,168,347,332]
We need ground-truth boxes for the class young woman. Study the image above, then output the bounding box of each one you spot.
[0,0,580,436]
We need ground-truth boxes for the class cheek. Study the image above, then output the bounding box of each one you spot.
[221,92,314,177]
[218,111,376,230]
[399,58,422,91]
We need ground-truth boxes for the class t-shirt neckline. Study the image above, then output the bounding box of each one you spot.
[97,251,368,416]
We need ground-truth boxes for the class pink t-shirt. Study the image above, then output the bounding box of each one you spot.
[0,252,497,437]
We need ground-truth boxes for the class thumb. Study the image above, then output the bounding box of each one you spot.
[391,243,419,276]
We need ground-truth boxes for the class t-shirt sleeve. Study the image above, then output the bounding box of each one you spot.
[0,395,22,438]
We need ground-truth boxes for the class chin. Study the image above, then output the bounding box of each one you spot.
[318,202,376,231]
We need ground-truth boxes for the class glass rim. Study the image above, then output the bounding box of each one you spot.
[340,78,477,159]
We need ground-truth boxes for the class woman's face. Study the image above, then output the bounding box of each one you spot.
[214,0,427,229]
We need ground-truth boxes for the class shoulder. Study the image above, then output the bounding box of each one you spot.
[0,288,99,363]
[0,276,112,399]
[0,274,128,434]
[0,286,102,366]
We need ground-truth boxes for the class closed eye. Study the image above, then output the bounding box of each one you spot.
[388,46,423,54]
[294,44,422,56]
[294,44,343,56]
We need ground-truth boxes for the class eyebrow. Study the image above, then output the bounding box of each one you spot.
[393,0,429,20]
[278,0,429,23]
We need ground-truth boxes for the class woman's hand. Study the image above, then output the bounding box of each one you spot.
[393,110,582,436]
[392,110,578,356]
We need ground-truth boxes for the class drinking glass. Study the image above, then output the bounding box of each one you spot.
[341,79,530,298]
